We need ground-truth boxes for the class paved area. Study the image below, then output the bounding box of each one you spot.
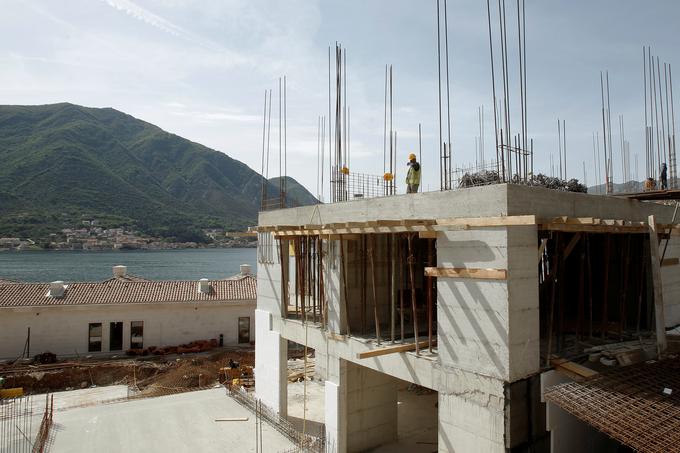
[287,379,325,436]
[50,388,295,452]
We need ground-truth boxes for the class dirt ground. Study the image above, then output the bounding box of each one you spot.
[0,347,254,397]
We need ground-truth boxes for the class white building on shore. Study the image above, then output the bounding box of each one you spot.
[0,265,256,360]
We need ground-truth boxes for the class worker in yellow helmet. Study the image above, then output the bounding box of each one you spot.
[406,153,421,193]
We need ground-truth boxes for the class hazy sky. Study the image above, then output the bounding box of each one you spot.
[1,1,678,197]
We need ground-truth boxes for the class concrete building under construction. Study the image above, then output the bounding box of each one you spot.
[254,184,680,453]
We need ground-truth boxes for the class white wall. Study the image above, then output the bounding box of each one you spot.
[0,302,255,359]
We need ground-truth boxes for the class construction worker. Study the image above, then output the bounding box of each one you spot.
[406,153,421,193]
[660,163,668,190]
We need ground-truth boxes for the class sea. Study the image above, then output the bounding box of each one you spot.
[0,248,257,282]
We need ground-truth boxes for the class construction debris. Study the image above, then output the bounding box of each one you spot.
[0,347,254,397]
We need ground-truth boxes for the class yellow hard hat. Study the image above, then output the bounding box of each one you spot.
[408,153,416,161]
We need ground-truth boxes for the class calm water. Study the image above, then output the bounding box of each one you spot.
[0,248,257,282]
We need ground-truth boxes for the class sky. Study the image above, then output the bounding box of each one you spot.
[1,0,679,198]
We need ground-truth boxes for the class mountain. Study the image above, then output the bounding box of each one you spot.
[588,180,645,194]
[268,176,319,207]
[0,103,316,240]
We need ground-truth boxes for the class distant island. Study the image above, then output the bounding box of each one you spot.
[0,103,317,247]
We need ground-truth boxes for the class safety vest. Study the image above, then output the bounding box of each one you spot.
[406,163,421,185]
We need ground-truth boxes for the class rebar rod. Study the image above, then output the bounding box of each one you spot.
[486,0,501,179]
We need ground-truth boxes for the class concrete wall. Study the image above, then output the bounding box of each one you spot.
[0,302,254,359]
[254,309,288,415]
[661,235,680,326]
[438,367,506,452]
[436,225,540,382]
[346,362,398,452]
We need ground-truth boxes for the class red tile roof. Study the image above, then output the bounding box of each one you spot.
[0,276,256,308]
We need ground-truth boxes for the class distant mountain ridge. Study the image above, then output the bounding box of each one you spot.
[0,103,317,240]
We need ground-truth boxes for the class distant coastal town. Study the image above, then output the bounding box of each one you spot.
[0,221,255,251]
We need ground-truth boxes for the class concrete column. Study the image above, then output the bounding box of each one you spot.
[506,225,540,381]
[254,309,287,416]
[438,368,506,453]
[325,359,398,453]
[325,357,346,453]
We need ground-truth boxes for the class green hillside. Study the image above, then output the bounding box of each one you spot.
[268,176,320,207]
[0,103,317,241]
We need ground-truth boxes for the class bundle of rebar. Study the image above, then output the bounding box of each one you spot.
[457,171,587,193]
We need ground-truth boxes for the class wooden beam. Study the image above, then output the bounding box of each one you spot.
[325,234,361,241]
[419,231,438,239]
[661,257,680,267]
[437,215,537,227]
[401,219,436,226]
[424,267,507,280]
[649,215,667,355]
[539,223,649,234]
[356,340,433,359]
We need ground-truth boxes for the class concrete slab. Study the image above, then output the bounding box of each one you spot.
[50,388,296,453]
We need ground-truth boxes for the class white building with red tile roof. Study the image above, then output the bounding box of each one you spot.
[0,265,256,360]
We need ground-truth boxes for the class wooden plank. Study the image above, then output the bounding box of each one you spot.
[325,234,361,241]
[649,215,667,355]
[437,215,537,227]
[661,257,680,267]
[214,417,249,422]
[377,220,402,227]
[548,217,594,225]
[419,231,438,239]
[551,358,599,381]
[401,219,436,226]
[356,340,433,359]
[539,223,649,234]
[424,266,507,280]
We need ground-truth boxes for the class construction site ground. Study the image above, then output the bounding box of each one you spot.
[50,387,295,452]
[1,346,255,397]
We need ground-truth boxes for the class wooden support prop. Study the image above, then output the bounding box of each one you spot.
[424,267,507,280]
[419,230,438,239]
[563,233,581,259]
[407,234,420,355]
[356,340,433,359]
[437,215,536,227]
[550,358,599,381]
[538,238,548,264]
[368,235,381,345]
[661,258,680,267]
[648,215,668,355]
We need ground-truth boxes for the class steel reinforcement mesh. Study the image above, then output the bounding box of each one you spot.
[544,357,680,453]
